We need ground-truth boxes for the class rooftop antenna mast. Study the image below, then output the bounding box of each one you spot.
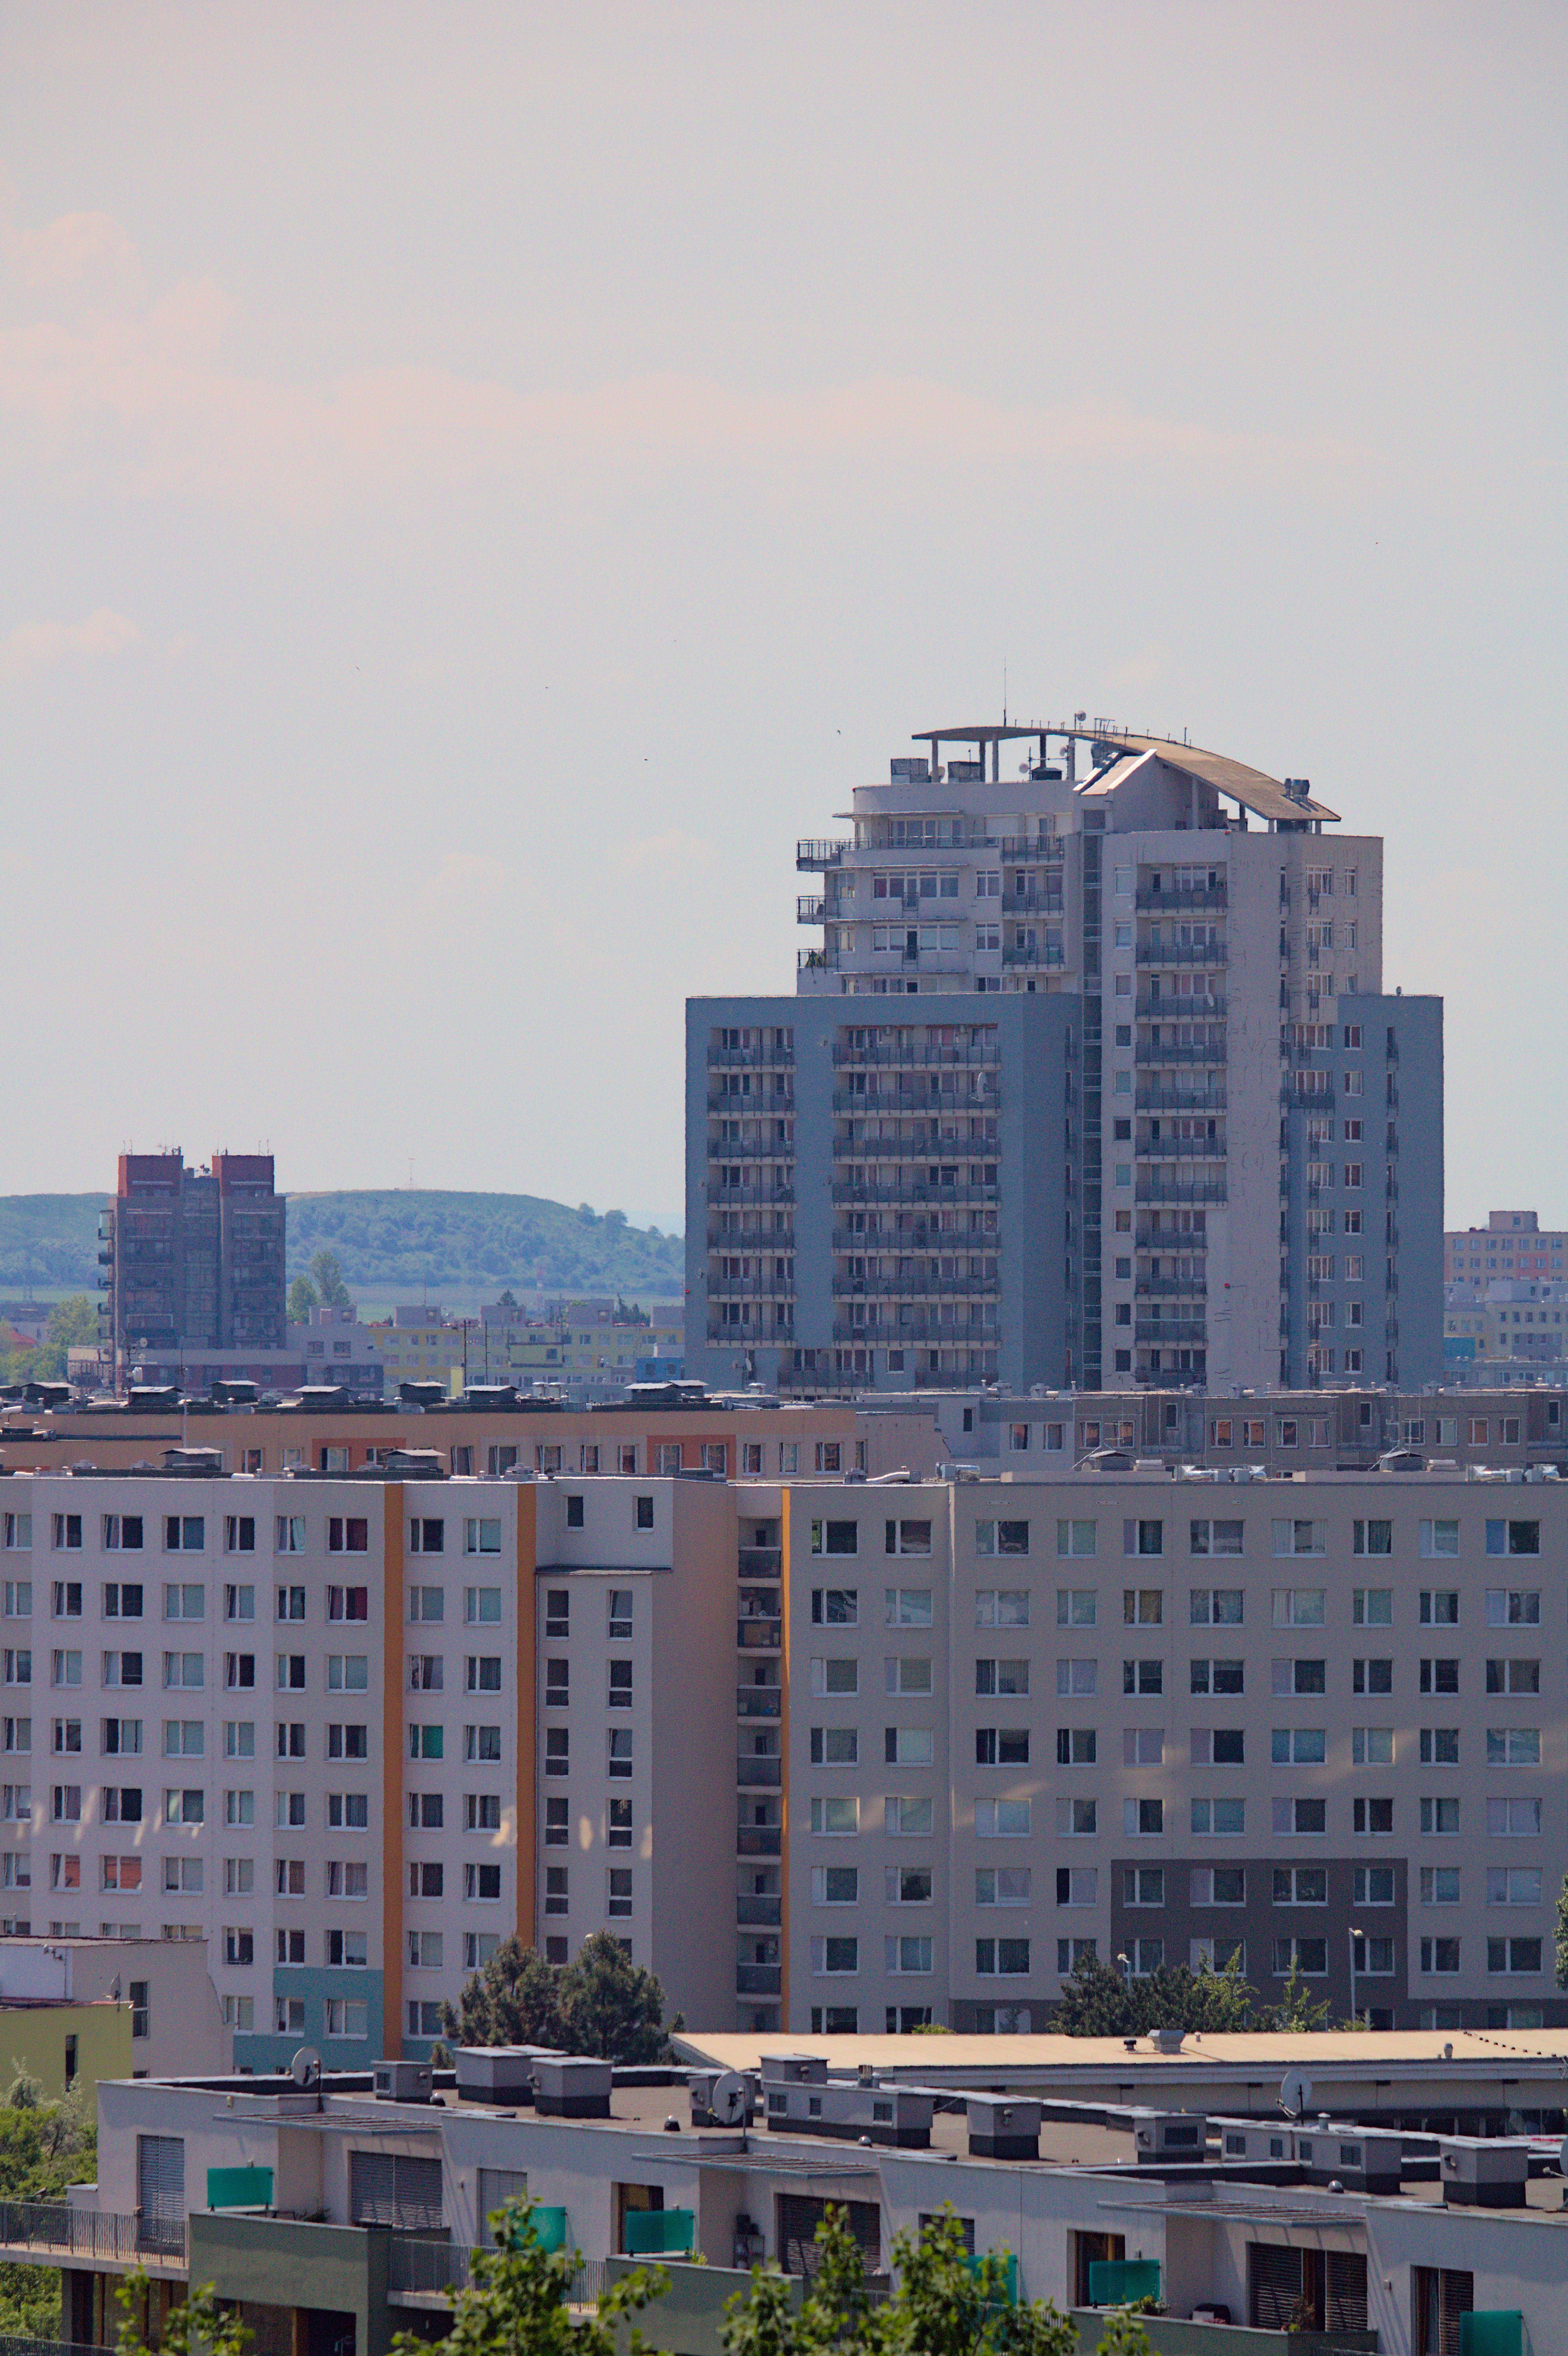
[1002,658,1007,727]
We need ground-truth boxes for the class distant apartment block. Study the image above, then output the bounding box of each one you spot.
[689,720,1443,1396]
[101,1155,285,1384]
[1446,1211,1567,1297]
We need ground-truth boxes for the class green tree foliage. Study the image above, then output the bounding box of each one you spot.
[393,2197,665,2356]
[1555,1874,1568,1989]
[1053,1949,1331,2037]
[308,1250,352,1309]
[115,2267,250,2356]
[287,1276,319,1322]
[0,1295,98,1387]
[720,2208,1096,2356]
[440,1933,682,2064]
[0,2086,97,2335]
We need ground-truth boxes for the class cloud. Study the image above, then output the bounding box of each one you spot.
[0,185,1384,513]
[0,607,140,683]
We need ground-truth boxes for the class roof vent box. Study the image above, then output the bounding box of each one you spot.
[373,2060,433,2104]
[532,2056,613,2119]
[965,2094,1041,2161]
[758,2052,828,2085]
[455,2045,562,2105]
[1438,2137,1529,2208]
[1131,2108,1208,2162]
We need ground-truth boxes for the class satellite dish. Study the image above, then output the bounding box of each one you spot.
[1279,2071,1313,2121]
[711,2071,749,2128]
[291,2046,323,2089]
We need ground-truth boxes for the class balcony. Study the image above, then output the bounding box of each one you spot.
[1137,1138,1225,1162]
[1000,889,1064,915]
[707,1184,797,1207]
[1135,883,1228,911]
[737,1688,781,1719]
[1136,1178,1228,1206]
[1135,942,1227,968]
[1136,1086,1227,1113]
[834,1315,995,1343]
[999,835,1064,860]
[832,1043,999,1070]
[796,895,826,924]
[831,1178,998,1207]
[735,1826,781,1857]
[0,2202,187,2269]
[797,839,850,868]
[736,1963,782,1995]
[736,1756,781,1788]
[1137,993,1226,1020]
[1135,1319,1207,1346]
[737,1617,782,1650]
[738,1546,781,1577]
[736,1894,782,1927]
[1001,945,1066,969]
[833,1088,994,1114]
[835,1271,1000,1297]
[1139,1041,1227,1066]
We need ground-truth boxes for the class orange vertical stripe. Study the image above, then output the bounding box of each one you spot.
[515,1482,537,1950]
[778,1487,791,2030]
[382,1485,404,2051]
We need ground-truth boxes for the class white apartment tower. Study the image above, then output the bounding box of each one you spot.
[688,720,1442,1396]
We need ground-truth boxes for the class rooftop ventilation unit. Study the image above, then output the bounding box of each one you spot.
[1439,2137,1529,2209]
[373,2060,433,2104]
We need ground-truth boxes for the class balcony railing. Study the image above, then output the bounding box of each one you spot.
[1001,945,1066,969]
[1136,1138,1225,1161]
[1137,1042,1227,1066]
[707,1185,796,1207]
[0,2204,185,2266]
[1135,1319,1207,1346]
[1135,943,1227,968]
[389,2238,473,2296]
[1135,883,1228,911]
[833,1089,995,1114]
[736,1757,781,1787]
[735,1827,782,1857]
[796,896,825,924]
[832,1044,999,1070]
[1000,889,1064,915]
[797,840,850,868]
[738,1547,781,1576]
[1136,1087,1227,1113]
[999,835,1064,860]
[1136,1179,1228,1206]
[737,1619,782,1649]
[831,1180,998,1207]
[736,1894,782,1927]
[835,1272,999,1298]
[737,1688,781,1719]
[736,1963,783,1995]
[1137,993,1226,1019]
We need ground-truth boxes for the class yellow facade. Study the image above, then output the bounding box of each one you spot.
[3,2001,132,2104]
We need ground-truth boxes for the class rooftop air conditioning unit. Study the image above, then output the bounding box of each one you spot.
[373,2060,433,2104]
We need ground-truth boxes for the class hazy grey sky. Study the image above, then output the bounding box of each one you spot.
[4,1,1562,1230]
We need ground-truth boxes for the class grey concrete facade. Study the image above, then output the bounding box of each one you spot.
[687,725,1442,1397]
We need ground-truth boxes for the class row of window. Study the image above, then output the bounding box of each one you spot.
[542,1591,633,1639]
[1120,1862,1541,1909]
[544,1865,635,1918]
[806,1793,1551,1839]
[544,1729,634,1778]
[0,1718,500,1763]
[2,1578,509,1626]
[800,1515,1549,1563]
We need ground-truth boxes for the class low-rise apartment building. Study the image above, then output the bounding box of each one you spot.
[2,1452,1563,2058]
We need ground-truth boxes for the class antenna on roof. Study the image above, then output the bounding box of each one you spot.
[1002,658,1007,727]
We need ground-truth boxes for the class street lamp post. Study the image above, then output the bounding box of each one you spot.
[1347,1925,1366,2026]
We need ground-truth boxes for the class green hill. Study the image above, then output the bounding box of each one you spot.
[0,1191,684,1305]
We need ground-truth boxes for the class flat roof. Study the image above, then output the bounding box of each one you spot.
[677,2029,1568,2083]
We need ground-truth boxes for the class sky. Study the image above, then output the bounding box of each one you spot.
[3,1,1563,1234]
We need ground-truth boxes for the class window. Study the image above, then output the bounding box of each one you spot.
[1487,1936,1543,1975]
[409,1518,444,1555]
[1420,1519,1460,1558]
[1,1522,32,1557]
[607,1868,633,1919]
[810,1520,858,1557]
[810,1728,859,1766]
[1273,1589,1326,1627]
[464,1519,502,1557]
[1420,1657,1459,1695]
[1353,1796,1394,1835]
[52,1515,83,1553]
[1057,1519,1097,1558]
[409,1655,443,1692]
[276,1586,306,1623]
[1190,1727,1245,1764]
[1487,1657,1540,1695]
[974,1938,1029,1977]
[1487,1866,1542,1906]
[466,1793,501,1831]
[163,1787,204,1824]
[974,1728,1027,1766]
[1055,1591,1096,1631]
[1272,1798,1326,1835]
[222,1583,252,1623]
[162,1719,203,1758]
[885,1587,932,1627]
[1486,1588,1540,1626]
[330,1792,370,1829]
[1352,1726,1394,1764]
[811,1589,858,1626]
[1056,1728,1096,1765]
[1191,1798,1246,1835]
[275,1516,306,1557]
[1122,1660,1163,1695]
[408,1861,443,1898]
[974,1867,1029,1906]
[885,1519,932,1557]
[163,1517,204,1553]
[1124,1798,1164,1836]
[1123,1588,1163,1626]
[1124,1520,1164,1558]
[1189,1588,1243,1626]
[160,1652,200,1690]
[608,1590,633,1640]
[464,1654,500,1695]
[544,1728,569,1778]
[634,1496,654,1531]
[332,1723,371,1759]
[1420,1938,1460,1975]
[466,1723,502,1761]
[50,1583,82,1620]
[1273,1937,1328,1977]
[976,1590,1028,1626]
[975,1520,1029,1559]
[810,1657,858,1697]
[1485,1519,1540,1557]
[1353,1588,1392,1626]
[327,1861,368,1899]
[1056,1659,1097,1696]
[1272,1521,1324,1558]
[885,1656,932,1695]
[887,1795,933,1834]
[465,1588,501,1625]
[1191,1657,1245,1695]
[1487,1727,1541,1767]
[607,1730,633,1779]
[544,1796,568,1847]
[885,1934,932,1974]
[466,1863,502,1902]
[976,1797,1031,1837]
[810,1936,859,1976]
[1053,1796,1096,1836]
